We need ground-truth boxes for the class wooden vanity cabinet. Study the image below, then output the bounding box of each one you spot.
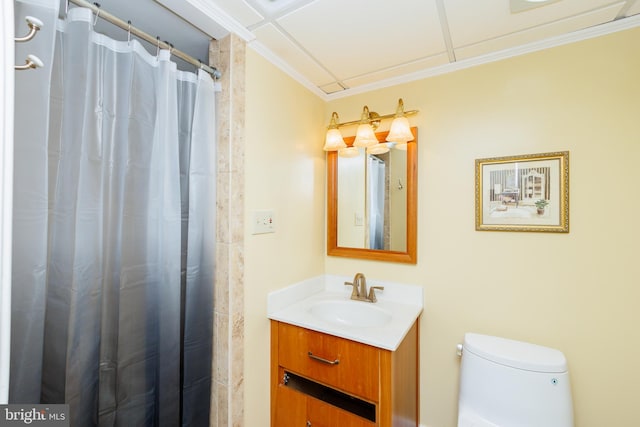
[270,320,419,427]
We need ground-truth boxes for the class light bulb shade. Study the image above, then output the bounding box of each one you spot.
[323,128,346,151]
[338,146,360,158]
[367,143,390,155]
[394,142,408,151]
[386,116,414,142]
[353,123,378,147]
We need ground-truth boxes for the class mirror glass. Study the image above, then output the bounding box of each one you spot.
[327,128,417,263]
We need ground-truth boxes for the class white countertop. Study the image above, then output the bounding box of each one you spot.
[267,275,423,351]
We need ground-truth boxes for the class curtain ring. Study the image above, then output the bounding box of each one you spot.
[127,20,131,45]
[92,3,101,26]
[156,36,161,58]
[65,0,69,15]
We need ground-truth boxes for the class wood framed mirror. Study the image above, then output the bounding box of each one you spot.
[327,127,417,263]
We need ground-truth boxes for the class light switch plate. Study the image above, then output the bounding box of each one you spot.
[354,212,364,226]
[252,210,275,234]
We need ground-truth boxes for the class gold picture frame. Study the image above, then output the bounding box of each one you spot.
[475,151,569,232]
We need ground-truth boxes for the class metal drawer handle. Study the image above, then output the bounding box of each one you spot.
[307,351,340,365]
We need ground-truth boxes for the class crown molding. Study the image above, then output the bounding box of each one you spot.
[247,41,330,100]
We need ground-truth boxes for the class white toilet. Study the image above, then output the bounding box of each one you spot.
[457,333,574,427]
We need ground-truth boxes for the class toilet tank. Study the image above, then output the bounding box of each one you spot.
[458,333,574,427]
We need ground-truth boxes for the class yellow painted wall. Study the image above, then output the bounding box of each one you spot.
[325,27,640,427]
[243,27,640,427]
[243,49,327,426]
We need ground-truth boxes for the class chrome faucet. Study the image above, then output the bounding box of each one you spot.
[344,273,384,303]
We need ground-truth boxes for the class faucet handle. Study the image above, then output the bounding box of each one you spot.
[344,281,358,299]
[367,286,384,303]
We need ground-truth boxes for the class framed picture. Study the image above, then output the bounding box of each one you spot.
[475,151,569,232]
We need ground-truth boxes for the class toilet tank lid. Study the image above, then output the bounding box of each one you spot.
[463,333,568,373]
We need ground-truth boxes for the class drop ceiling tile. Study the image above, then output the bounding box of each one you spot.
[454,3,624,61]
[246,0,315,16]
[320,82,346,94]
[510,0,563,14]
[277,0,446,80]
[627,1,640,17]
[211,0,265,27]
[252,23,335,86]
[342,53,450,88]
[445,0,625,48]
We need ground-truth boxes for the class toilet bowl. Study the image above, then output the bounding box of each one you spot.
[457,333,574,427]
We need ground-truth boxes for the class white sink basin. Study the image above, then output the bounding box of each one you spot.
[309,300,392,327]
[268,276,424,350]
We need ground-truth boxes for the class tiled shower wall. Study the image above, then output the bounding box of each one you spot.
[209,34,245,427]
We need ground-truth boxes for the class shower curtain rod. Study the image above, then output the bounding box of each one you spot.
[67,0,221,79]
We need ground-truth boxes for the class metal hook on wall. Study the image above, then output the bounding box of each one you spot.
[14,14,45,71]
[398,179,404,190]
[15,54,44,71]
[15,15,43,43]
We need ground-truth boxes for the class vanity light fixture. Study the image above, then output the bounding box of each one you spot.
[386,98,414,143]
[324,98,418,156]
[353,106,380,148]
[371,98,415,153]
[323,112,347,151]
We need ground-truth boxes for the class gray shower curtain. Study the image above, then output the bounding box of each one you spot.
[11,6,215,426]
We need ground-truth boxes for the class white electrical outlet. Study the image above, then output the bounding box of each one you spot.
[252,210,275,234]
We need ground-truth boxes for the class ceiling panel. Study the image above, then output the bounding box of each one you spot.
[341,54,451,89]
[320,82,346,94]
[627,1,640,16]
[276,0,447,80]
[253,24,335,86]
[454,3,625,60]
[210,0,265,27]
[445,0,625,47]
[246,0,316,17]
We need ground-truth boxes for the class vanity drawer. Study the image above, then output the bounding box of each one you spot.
[277,322,380,401]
